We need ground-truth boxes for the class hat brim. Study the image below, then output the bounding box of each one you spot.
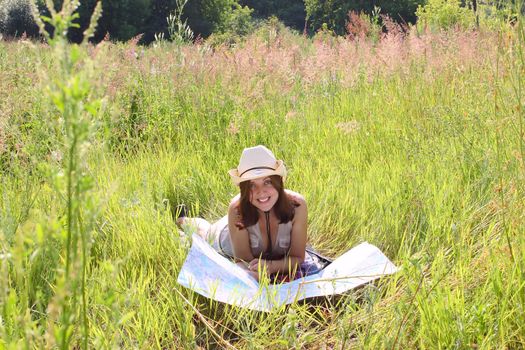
[228,160,286,185]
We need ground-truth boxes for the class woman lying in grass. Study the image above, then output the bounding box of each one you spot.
[177,145,310,281]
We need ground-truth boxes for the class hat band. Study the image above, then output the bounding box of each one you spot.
[239,166,276,177]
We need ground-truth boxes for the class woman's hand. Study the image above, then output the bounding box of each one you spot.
[236,261,259,280]
[248,258,272,275]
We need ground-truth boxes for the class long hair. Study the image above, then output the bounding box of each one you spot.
[237,175,296,228]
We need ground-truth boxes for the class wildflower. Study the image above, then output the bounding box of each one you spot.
[0,253,12,260]
[227,121,239,135]
[285,111,297,121]
[249,120,263,130]
[50,150,63,162]
[336,120,360,134]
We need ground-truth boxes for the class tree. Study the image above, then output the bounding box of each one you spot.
[304,0,426,34]
[239,0,306,31]
[2,0,251,43]
[0,0,39,37]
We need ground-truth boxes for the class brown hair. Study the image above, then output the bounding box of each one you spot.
[236,175,297,228]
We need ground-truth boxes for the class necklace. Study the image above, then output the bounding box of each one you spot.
[264,211,272,256]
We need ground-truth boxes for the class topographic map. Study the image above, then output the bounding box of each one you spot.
[177,234,399,311]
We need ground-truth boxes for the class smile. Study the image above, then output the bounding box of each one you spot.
[257,197,271,203]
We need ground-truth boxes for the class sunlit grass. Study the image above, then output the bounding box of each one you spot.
[1,17,524,349]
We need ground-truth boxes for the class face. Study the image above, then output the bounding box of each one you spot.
[248,177,279,212]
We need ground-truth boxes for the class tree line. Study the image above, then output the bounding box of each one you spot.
[0,0,517,43]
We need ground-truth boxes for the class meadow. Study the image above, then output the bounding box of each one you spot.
[1,12,524,349]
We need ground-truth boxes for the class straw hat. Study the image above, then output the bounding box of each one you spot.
[228,145,287,185]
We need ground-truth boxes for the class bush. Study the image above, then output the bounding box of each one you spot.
[239,0,306,31]
[252,16,289,44]
[204,2,253,46]
[345,9,382,42]
[0,0,38,37]
[304,0,424,35]
[416,0,476,30]
[0,0,252,43]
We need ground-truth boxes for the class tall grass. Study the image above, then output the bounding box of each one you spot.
[0,9,524,349]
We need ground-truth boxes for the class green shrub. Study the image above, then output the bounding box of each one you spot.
[249,16,286,46]
[416,0,476,30]
[239,0,305,32]
[304,0,424,35]
[0,0,38,37]
[345,8,382,42]
[476,2,520,30]
[205,2,253,46]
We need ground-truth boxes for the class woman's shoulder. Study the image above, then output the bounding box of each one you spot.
[228,195,245,229]
[228,196,242,220]
[285,189,306,207]
[285,190,307,224]
[228,194,241,210]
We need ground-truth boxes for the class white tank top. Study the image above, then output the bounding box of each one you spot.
[211,215,293,259]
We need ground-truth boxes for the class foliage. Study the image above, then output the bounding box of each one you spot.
[0,0,251,43]
[2,0,515,43]
[0,0,39,37]
[155,0,194,44]
[251,16,299,48]
[416,0,476,30]
[239,0,306,31]
[474,1,523,29]
[95,0,152,41]
[204,2,253,46]
[304,0,425,35]
[183,0,253,42]
[167,0,193,43]
[0,0,103,348]
[1,10,525,349]
[345,8,383,41]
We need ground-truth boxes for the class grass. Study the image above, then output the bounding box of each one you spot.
[1,14,524,349]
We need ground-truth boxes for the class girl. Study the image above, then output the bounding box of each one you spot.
[178,145,309,281]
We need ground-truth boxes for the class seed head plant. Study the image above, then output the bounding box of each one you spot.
[29,0,102,348]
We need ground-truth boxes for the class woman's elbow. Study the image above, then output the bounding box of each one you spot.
[291,254,304,265]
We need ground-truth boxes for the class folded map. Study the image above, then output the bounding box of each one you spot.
[177,234,398,311]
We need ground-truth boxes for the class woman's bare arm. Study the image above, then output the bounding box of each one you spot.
[227,198,255,263]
